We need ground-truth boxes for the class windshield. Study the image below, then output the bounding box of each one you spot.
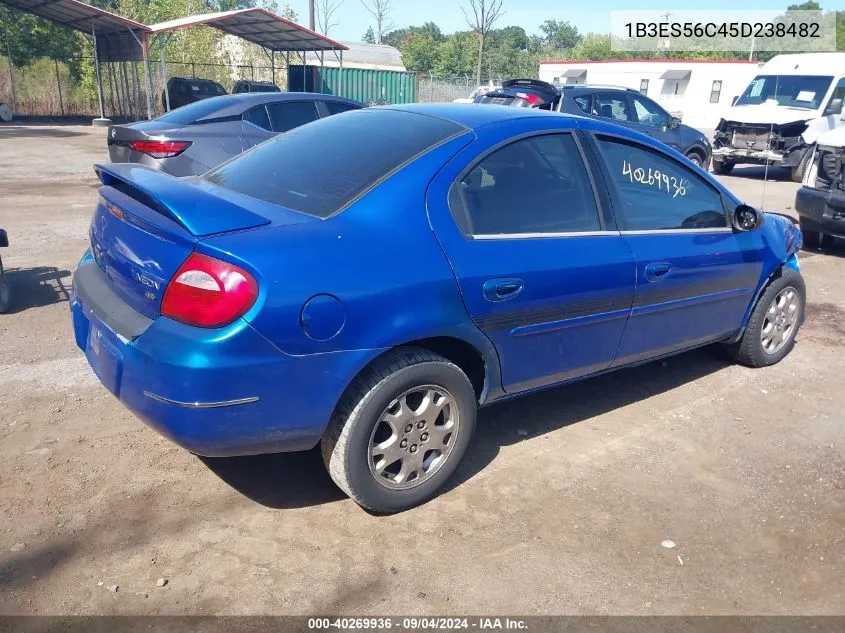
[735,74,833,110]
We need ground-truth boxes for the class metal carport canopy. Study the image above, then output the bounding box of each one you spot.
[0,0,148,36]
[147,8,348,52]
[148,9,348,113]
[0,0,151,122]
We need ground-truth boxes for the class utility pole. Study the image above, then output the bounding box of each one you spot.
[308,0,315,30]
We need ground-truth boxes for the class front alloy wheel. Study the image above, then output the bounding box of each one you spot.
[726,268,805,367]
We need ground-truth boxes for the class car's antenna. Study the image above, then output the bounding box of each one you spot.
[760,73,780,210]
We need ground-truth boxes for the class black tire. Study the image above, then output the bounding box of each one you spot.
[820,233,835,249]
[725,268,805,368]
[711,158,735,175]
[0,273,10,314]
[321,347,477,513]
[790,145,814,184]
[801,223,821,249]
[686,150,705,168]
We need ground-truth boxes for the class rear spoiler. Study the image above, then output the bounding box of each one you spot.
[94,163,270,237]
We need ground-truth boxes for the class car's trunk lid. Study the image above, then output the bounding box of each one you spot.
[90,163,277,320]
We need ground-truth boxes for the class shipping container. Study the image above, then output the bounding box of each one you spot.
[288,65,418,105]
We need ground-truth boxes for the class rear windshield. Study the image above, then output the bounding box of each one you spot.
[204,109,465,218]
[156,95,230,125]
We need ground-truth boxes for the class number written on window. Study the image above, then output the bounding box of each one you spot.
[599,136,726,231]
[622,160,687,198]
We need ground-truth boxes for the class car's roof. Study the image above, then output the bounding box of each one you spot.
[384,102,560,130]
[195,92,361,120]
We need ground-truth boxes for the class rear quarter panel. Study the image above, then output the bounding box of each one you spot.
[202,132,500,371]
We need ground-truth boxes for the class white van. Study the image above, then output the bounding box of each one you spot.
[711,53,845,182]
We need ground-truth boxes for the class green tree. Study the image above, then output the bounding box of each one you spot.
[434,30,477,76]
[0,7,85,74]
[539,19,582,50]
[568,33,613,61]
[363,27,376,43]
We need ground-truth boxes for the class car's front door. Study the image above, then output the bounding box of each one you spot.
[626,94,681,150]
[589,132,766,365]
[427,121,636,393]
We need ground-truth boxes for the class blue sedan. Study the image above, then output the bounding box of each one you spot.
[70,104,805,512]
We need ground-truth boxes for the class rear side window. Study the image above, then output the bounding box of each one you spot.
[594,93,631,122]
[324,101,359,115]
[266,101,319,133]
[573,95,592,114]
[205,109,465,218]
[243,105,271,131]
[450,134,601,236]
[597,136,727,231]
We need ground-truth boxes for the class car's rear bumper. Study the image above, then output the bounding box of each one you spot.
[70,256,379,456]
[795,186,845,238]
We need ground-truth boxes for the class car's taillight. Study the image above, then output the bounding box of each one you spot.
[161,253,258,328]
[129,140,191,159]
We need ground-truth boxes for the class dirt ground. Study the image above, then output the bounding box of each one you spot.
[0,124,843,616]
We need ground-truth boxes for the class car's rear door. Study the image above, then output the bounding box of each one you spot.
[587,131,766,365]
[426,119,635,393]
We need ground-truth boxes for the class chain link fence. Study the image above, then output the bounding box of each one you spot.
[0,56,290,120]
[418,73,505,103]
[0,55,509,119]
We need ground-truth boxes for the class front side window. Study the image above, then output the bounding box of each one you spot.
[323,101,359,115]
[824,77,845,114]
[450,134,601,236]
[710,80,723,104]
[597,136,727,231]
[594,93,631,122]
[735,74,833,110]
[266,101,319,134]
[630,95,671,127]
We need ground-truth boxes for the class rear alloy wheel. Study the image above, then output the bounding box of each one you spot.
[711,158,735,175]
[322,347,477,513]
[0,273,10,313]
[686,151,704,168]
[725,268,805,367]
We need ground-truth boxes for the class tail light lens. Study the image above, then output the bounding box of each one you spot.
[161,253,258,328]
[515,92,542,107]
[130,140,191,159]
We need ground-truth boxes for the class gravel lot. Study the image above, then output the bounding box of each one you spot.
[0,124,843,616]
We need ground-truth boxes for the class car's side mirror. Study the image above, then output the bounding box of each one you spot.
[734,204,763,231]
[731,96,739,105]
[669,116,681,129]
[826,97,843,116]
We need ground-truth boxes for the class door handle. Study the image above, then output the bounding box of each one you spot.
[483,278,524,302]
[644,262,672,282]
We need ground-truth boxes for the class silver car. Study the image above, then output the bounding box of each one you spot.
[107,92,362,177]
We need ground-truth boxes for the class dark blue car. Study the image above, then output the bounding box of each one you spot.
[70,104,804,512]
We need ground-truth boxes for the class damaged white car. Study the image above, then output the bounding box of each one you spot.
[795,127,845,248]
[711,53,845,182]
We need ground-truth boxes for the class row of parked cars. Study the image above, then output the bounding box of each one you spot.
[162,76,281,111]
